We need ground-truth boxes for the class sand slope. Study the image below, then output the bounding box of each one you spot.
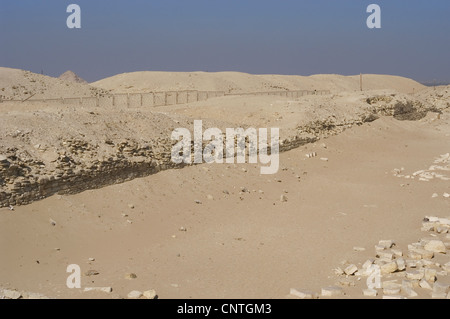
[1,110,449,299]
[0,67,108,101]
[92,71,425,94]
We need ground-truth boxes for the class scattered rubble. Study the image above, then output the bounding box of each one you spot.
[289,215,450,299]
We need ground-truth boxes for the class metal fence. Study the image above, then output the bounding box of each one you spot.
[0,89,330,107]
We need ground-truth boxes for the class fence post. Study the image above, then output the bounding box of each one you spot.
[360,73,363,91]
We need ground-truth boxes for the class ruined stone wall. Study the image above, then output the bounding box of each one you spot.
[0,92,432,208]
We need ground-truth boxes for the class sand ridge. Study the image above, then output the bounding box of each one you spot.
[92,71,425,94]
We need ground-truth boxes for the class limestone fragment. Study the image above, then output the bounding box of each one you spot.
[402,287,418,298]
[442,262,450,272]
[376,251,394,260]
[143,289,157,299]
[127,290,143,299]
[378,240,395,249]
[2,289,22,299]
[391,249,403,257]
[406,270,424,280]
[433,282,449,294]
[432,292,448,299]
[402,279,419,289]
[383,286,401,295]
[424,240,446,254]
[362,259,374,269]
[321,286,344,297]
[424,269,437,282]
[396,258,406,271]
[333,267,344,276]
[419,279,433,290]
[409,248,434,260]
[289,288,318,299]
[381,262,398,274]
[344,264,358,276]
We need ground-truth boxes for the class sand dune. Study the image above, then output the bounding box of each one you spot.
[0,67,426,101]
[92,71,425,94]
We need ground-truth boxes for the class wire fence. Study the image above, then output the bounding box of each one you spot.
[0,89,330,108]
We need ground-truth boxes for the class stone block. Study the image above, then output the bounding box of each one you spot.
[321,286,344,297]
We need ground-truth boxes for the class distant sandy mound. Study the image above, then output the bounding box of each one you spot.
[0,67,108,101]
[92,71,425,94]
[416,85,450,110]
[58,70,87,84]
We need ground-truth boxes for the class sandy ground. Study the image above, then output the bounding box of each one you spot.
[1,110,449,299]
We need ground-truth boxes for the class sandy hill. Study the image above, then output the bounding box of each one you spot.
[58,70,87,84]
[92,71,425,94]
[0,67,108,101]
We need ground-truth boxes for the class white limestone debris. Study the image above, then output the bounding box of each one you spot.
[127,290,143,299]
[326,216,450,298]
[344,264,358,276]
[289,288,319,299]
[321,286,344,297]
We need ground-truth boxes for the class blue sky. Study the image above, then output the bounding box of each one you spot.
[0,0,449,82]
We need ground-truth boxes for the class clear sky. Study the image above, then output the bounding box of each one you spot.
[0,0,449,83]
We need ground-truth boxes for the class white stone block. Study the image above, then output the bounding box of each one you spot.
[424,240,446,254]
[127,290,143,299]
[378,240,395,249]
[396,258,406,271]
[321,286,344,297]
[381,261,398,274]
[406,270,424,280]
[290,288,318,299]
[344,264,358,276]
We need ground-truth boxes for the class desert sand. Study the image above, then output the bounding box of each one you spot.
[92,71,424,94]
[0,68,449,299]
